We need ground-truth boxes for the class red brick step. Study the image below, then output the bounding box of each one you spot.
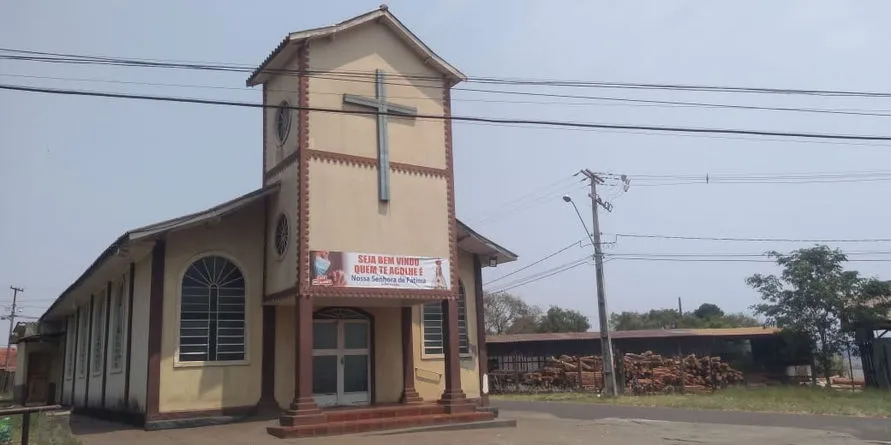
[324,404,445,423]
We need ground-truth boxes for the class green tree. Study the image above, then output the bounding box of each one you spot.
[536,306,591,333]
[482,291,542,335]
[746,245,891,386]
[693,303,724,320]
[610,303,759,331]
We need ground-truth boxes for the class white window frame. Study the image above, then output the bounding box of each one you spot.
[420,280,471,359]
[174,252,250,368]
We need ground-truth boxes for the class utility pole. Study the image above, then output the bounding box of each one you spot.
[580,169,618,397]
[4,286,22,390]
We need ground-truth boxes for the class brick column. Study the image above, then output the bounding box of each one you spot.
[438,298,472,413]
[279,295,324,426]
[400,306,422,403]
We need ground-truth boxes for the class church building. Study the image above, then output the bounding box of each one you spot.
[21,5,517,438]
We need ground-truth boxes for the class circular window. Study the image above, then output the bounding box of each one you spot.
[274,101,291,144]
[274,214,289,258]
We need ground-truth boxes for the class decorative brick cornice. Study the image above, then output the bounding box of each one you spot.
[265,151,299,182]
[306,149,448,178]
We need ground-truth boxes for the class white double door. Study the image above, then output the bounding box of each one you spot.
[312,319,371,407]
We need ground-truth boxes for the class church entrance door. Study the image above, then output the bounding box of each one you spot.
[312,309,371,407]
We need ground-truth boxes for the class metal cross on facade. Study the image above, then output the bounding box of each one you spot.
[343,69,418,202]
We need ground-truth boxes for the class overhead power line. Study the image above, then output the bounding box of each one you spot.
[7,83,891,142]
[8,47,891,99]
[487,256,594,294]
[609,233,891,243]
[9,71,891,119]
[486,239,588,285]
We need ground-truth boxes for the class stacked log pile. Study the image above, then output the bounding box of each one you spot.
[490,351,744,394]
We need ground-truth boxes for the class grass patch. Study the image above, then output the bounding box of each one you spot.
[496,386,891,418]
[3,412,81,445]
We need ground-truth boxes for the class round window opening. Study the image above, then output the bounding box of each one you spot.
[274,214,289,258]
[274,101,291,144]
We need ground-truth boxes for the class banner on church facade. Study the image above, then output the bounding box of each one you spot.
[309,250,451,290]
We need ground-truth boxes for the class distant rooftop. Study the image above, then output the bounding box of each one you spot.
[487,327,781,344]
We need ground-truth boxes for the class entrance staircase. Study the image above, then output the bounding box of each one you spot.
[266,403,496,438]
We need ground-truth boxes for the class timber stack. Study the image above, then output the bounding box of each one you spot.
[491,351,744,394]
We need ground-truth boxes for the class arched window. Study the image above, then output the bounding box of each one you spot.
[179,255,246,363]
[422,281,469,356]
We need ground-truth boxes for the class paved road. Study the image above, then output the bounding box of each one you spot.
[494,400,891,442]
[75,413,873,445]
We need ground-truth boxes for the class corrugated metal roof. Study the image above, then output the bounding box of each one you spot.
[487,327,781,344]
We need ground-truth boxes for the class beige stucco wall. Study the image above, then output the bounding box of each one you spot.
[302,20,451,262]
[127,254,152,412]
[413,250,481,401]
[307,24,447,169]
[264,66,300,173]
[307,161,449,258]
[265,166,299,295]
[273,304,295,409]
[157,200,265,413]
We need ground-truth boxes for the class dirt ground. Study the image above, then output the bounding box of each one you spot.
[72,410,876,445]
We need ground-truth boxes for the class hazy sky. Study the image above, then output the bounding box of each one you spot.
[4,1,891,332]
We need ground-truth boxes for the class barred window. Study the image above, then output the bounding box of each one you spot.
[179,255,246,363]
[422,281,469,356]
[111,279,126,372]
[91,295,105,375]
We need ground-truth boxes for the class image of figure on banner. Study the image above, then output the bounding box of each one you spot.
[311,250,347,287]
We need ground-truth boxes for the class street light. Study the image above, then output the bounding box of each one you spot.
[562,196,595,247]
[562,194,618,397]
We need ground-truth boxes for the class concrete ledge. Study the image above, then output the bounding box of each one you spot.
[477,406,500,417]
[371,418,517,435]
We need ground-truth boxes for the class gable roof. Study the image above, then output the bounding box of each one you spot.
[40,181,516,321]
[39,183,280,322]
[246,5,466,87]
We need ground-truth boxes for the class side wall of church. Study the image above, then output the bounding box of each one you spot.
[157,200,266,413]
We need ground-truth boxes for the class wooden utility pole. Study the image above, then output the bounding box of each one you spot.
[4,286,23,390]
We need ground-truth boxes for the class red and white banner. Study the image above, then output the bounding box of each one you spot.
[310,250,451,290]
